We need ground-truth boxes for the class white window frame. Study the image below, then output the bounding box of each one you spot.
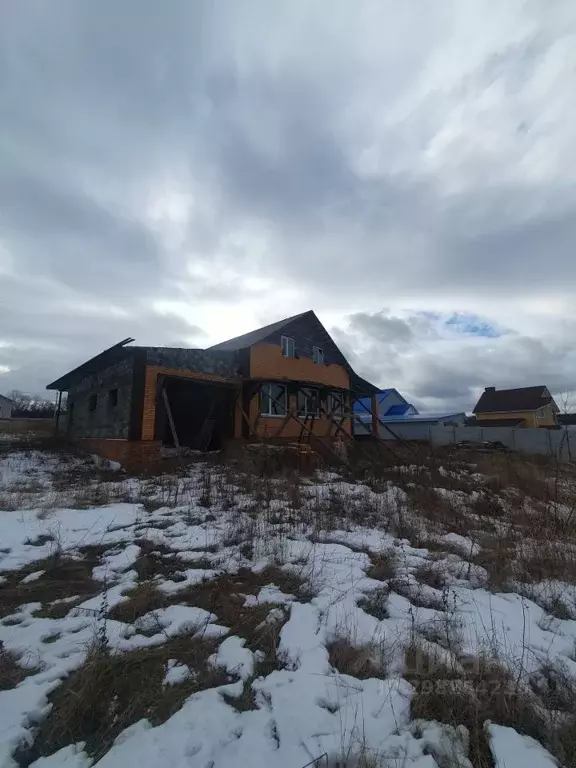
[297,387,320,416]
[281,335,295,358]
[260,383,287,417]
[312,345,324,365]
[329,392,345,417]
[537,408,546,419]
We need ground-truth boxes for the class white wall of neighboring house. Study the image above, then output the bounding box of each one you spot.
[0,397,13,419]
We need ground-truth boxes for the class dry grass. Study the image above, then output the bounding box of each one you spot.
[319,749,388,767]
[405,642,576,768]
[475,453,552,498]
[414,564,447,591]
[173,567,309,628]
[109,566,307,638]
[3,440,576,765]
[0,555,101,619]
[17,636,230,764]
[32,597,85,620]
[221,606,289,712]
[473,532,517,590]
[469,491,505,519]
[357,586,390,621]
[417,612,464,656]
[405,645,532,767]
[366,552,397,582]
[0,643,39,690]
[517,584,576,621]
[474,526,576,594]
[108,581,167,623]
[327,636,389,680]
[516,540,576,584]
[132,546,186,582]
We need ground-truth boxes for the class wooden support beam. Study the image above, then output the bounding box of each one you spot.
[371,393,379,437]
[248,385,263,437]
[323,393,346,437]
[264,389,348,466]
[273,410,295,438]
[55,390,63,433]
[349,408,400,459]
[238,402,255,439]
[162,387,180,449]
[352,394,408,445]
[251,412,262,436]
[236,385,258,441]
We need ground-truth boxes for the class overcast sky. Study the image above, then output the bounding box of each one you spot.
[1,1,576,412]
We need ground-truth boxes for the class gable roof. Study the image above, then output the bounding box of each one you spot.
[46,312,380,396]
[375,388,395,403]
[207,311,310,352]
[473,385,555,414]
[208,309,378,396]
[350,372,379,397]
[385,403,412,416]
[354,388,418,415]
[0,394,14,404]
[47,338,136,390]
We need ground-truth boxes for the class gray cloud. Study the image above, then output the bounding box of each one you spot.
[1,1,575,400]
[335,310,576,412]
[346,312,415,345]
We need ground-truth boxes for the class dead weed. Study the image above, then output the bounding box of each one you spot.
[16,636,230,764]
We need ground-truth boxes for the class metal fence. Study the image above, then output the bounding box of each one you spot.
[356,421,576,459]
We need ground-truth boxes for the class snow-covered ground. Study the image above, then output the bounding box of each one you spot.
[1,445,575,767]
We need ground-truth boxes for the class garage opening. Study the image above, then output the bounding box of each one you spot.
[156,377,237,451]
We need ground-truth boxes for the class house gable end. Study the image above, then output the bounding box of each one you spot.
[473,385,553,414]
[256,311,349,368]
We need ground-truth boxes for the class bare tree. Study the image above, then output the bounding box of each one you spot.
[558,390,575,414]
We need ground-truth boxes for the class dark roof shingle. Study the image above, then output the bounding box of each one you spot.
[473,385,553,414]
[207,311,311,351]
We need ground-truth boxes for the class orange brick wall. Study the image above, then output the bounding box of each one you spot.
[257,416,350,439]
[77,438,162,469]
[141,365,238,441]
[250,343,350,389]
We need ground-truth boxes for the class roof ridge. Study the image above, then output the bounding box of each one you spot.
[207,310,314,351]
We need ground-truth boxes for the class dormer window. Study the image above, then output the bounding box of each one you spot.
[281,335,295,358]
[312,346,324,365]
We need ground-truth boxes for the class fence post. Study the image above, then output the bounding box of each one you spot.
[428,426,433,455]
[568,428,572,462]
[512,428,516,453]
[546,429,553,457]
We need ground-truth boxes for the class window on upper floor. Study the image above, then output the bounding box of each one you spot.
[537,408,546,419]
[108,388,119,407]
[260,383,287,416]
[297,387,320,416]
[88,393,97,412]
[312,345,324,365]
[281,335,295,358]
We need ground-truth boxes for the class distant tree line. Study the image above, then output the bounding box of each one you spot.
[6,390,65,419]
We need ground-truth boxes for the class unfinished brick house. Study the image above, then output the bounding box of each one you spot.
[46,310,378,468]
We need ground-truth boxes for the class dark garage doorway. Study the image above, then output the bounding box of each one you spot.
[156,377,237,451]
